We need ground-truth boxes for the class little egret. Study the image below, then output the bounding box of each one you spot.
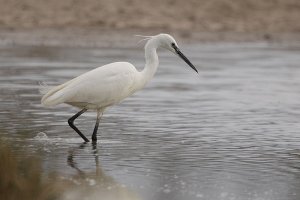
[41,33,198,142]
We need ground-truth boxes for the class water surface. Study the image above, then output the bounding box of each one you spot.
[1,42,300,200]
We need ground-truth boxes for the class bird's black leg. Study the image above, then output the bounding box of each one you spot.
[68,108,89,142]
[92,111,102,142]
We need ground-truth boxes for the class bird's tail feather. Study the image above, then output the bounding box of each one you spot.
[40,79,75,106]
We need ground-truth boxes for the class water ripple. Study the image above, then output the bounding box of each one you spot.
[1,42,300,200]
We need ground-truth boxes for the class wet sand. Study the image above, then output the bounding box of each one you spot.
[1,27,300,49]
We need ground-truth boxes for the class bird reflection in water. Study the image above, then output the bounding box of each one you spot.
[64,143,140,200]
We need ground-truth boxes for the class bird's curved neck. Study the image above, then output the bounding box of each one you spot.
[139,41,159,87]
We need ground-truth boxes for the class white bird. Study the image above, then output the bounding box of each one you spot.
[41,33,198,142]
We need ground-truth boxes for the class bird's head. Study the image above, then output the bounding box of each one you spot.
[155,34,178,53]
[154,33,198,73]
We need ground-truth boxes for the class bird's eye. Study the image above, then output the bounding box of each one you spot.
[171,42,175,47]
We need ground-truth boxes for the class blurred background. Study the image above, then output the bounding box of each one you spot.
[0,0,300,42]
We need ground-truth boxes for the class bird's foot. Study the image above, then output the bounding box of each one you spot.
[92,136,97,143]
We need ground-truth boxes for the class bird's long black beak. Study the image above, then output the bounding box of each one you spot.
[172,43,198,73]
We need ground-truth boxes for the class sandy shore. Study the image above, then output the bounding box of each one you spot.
[1,0,300,32]
[0,0,299,45]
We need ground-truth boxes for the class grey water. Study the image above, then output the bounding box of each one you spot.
[1,41,300,200]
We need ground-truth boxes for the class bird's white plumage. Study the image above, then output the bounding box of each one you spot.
[41,33,194,113]
[41,62,139,110]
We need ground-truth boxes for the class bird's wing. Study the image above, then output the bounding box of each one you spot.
[41,62,138,108]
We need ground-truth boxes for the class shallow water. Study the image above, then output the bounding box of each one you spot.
[1,41,300,200]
